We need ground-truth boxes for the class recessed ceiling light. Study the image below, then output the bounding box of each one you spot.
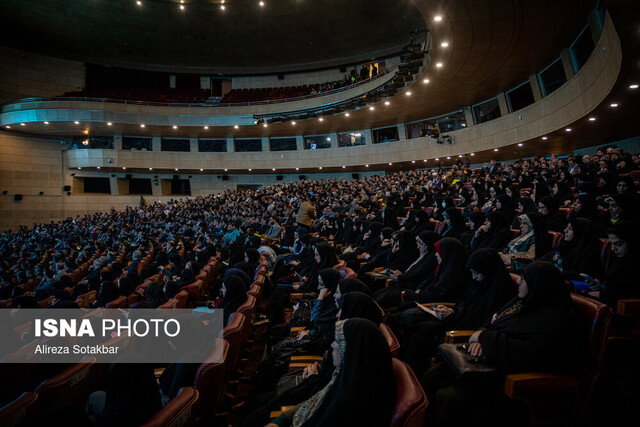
[406,91,412,96]
[259,1,265,6]
[200,168,204,171]
[369,106,374,110]
[179,4,184,10]
[470,153,475,156]
[107,122,112,126]
[494,148,499,151]
[388,162,392,165]
[342,165,346,168]
[295,167,299,170]
[291,121,296,125]
[136,1,141,5]
[204,126,209,129]
[122,167,126,170]
[435,158,439,161]
[345,113,350,117]
[220,5,225,10]
[319,117,324,121]
[319,166,322,169]
[149,168,152,170]
[610,103,618,107]
[436,63,443,68]
[589,117,596,121]
[441,42,449,47]
[446,156,451,159]
[412,160,416,163]
[423,79,430,84]
[365,164,369,167]
[173,125,177,129]
[384,101,390,105]
[20,123,25,126]
[434,16,442,21]
[458,155,463,157]
[140,124,145,128]
[518,143,523,147]
[542,136,548,140]
[44,121,49,125]
[175,168,178,171]
[234,125,239,129]
[565,128,572,132]
[74,121,79,124]
[629,84,638,89]
[263,123,268,127]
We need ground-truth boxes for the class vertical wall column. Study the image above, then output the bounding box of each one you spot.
[152,137,161,152]
[114,135,122,150]
[261,137,269,152]
[496,93,509,117]
[529,75,543,102]
[295,135,304,151]
[397,124,407,140]
[363,129,373,145]
[190,138,198,152]
[560,48,576,80]
[227,138,235,152]
[463,108,475,127]
[329,133,339,150]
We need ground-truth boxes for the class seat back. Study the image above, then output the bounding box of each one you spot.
[380,323,400,358]
[548,231,563,248]
[598,238,610,274]
[105,295,127,308]
[0,392,39,427]
[236,294,256,324]
[222,312,246,373]
[158,298,179,309]
[141,387,199,427]
[570,293,613,369]
[76,290,97,308]
[175,290,189,308]
[194,339,229,418]
[390,358,428,427]
[35,357,106,410]
[38,296,55,308]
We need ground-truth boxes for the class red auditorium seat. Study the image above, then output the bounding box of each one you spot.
[390,358,428,427]
[236,294,257,324]
[599,238,610,274]
[0,392,39,426]
[35,357,106,409]
[380,323,400,358]
[222,312,246,374]
[193,338,229,420]
[141,387,199,427]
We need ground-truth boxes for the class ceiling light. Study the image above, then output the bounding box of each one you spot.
[319,166,322,170]
[342,166,346,168]
[423,79,430,84]
[263,123,268,127]
[365,164,369,167]
[589,117,596,121]
[78,167,81,170]
[436,63,443,68]
[295,167,299,170]
[204,126,209,129]
[441,42,449,47]
[319,117,324,121]
[179,4,184,10]
[470,153,475,156]
[44,121,49,125]
[122,167,126,170]
[272,168,276,171]
[234,125,239,129]
[542,136,548,140]
[5,126,10,129]
[74,121,79,124]
[200,168,204,171]
[518,143,523,147]
[259,1,265,6]
[107,122,112,126]
[175,168,178,171]
[406,91,412,96]
[140,124,145,128]
[434,16,442,21]
[384,101,390,105]
[458,155,463,157]
[136,1,141,5]
[610,103,618,107]
[446,156,451,159]
[423,159,427,162]
[388,162,392,165]
[220,5,225,10]
[435,158,439,161]
[629,84,638,89]
[291,121,296,125]
[369,106,374,110]
[345,113,350,117]
[412,160,416,163]
[173,125,177,129]
[224,169,228,171]
[97,167,100,169]
[494,148,499,151]
[248,168,252,171]
[20,123,25,126]
[565,128,572,132]
[149,168,153,170]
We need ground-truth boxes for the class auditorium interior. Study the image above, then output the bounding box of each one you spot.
[0,0,639,426]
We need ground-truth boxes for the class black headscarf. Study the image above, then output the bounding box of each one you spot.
[441,207,466,240]
[382,207,400,230]
[339,292,383,326]
[496,194,516,223]
[538,196,567,232]
[221,274,248,324]
[95,280,120,307]
[295,318,394,427]
[558,218,603,281]
[318,268,342,294]
[570,194,601,225]
[386,230,419,271]
[337,278,371,295]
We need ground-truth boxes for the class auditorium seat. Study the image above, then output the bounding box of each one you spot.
[158,298,179,309]
[222,312,246,374]
[390,358,428,427]
[141,387,199,427]
[599,238,610,274]
[236,294,257,324]
[34,357,106,410]
[38,296,55,308]
[503,293,613,424]
[0,392,39,426]
[194,339,228,420]
[380,323,400,358]
[548,231,562,248]
[174,290,189,308]
[105,295,127,308]
[75,290,97,308]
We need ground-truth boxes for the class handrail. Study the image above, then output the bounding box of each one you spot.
[4,70,391,109]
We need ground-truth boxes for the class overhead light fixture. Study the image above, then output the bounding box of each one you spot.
[259,1,265,6]
[44,121,49,125]
[518,143,523,147]
[140,124,146,128]
[423,79,430,84]
[435,158,439,161]
[384,101,390,105]
[423,159,427,162]
[365,164,369,167]
[248,168,252,171]
[589,117,596,121]
[291,121,296,125]
[388,162,392,165]
[107,122,112,126]
[20,123,25,126]
[74,121,79,124]
[494,148,499,151]
[441,42,449,47]
[446,156,451,159]
[369,106,375,111]
[610,103,618,108]
[629,84,638,89]
[97,167,100,169]
[470,153,475,156]
[295,167,299,170]
[345,113,350,117]
[319,166,322,170]
[179,4,184,10]
[149,168,153,170]
[458,154,463,157]
[173,125,178,129]
[319,117,324,121]
[220,5,225,10]
[136,1,142,5]
[5,126,10,129]
[412,160,415,163]
[542,136,548,140]
[200,168,204,171]
[224,168,228,172]
[122,167,126,170]
[234,125,239,129]
[565,128,572,132]
[78,167,81,170]
[436,63,443,68]
[434,16,442,21]
[342,166,346,168]
[204,126,209,129]
[406,91,412,96]
[272,168,276,171]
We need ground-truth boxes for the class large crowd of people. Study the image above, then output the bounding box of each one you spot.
[0,144,638,425]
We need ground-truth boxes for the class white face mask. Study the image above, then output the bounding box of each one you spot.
[442,202,446,208]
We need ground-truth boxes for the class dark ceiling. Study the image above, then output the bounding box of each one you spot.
[0,0,425,73]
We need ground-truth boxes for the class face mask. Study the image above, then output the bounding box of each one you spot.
[442,202,446,208]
